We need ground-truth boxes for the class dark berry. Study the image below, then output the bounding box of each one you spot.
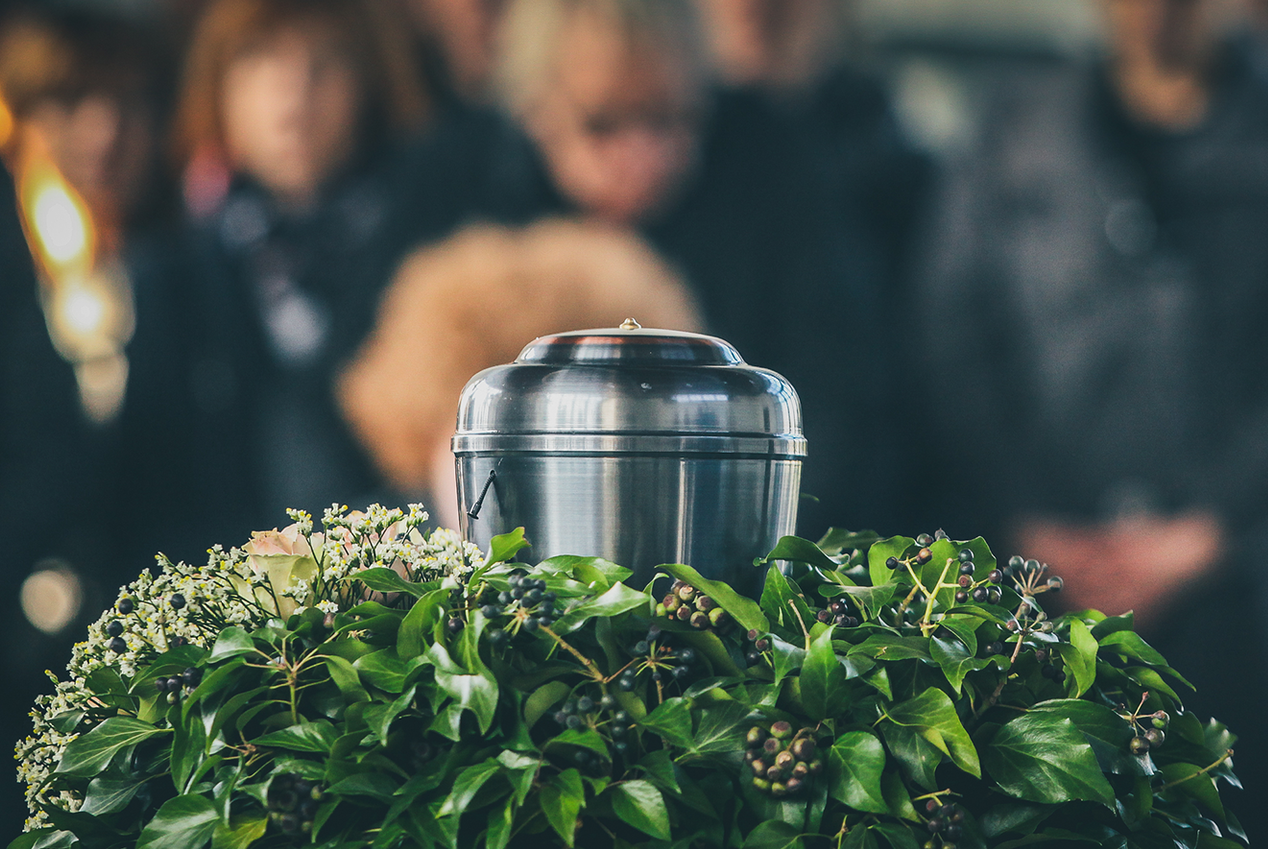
[109,637,127,654]
[155,677,169,693]
[489,629,508,646]
[1033,648,1049,663]
[987,587,1002,604]
[791,738,816,761]
[747,726,768,747]
[523,617,540,633]
[746,651,762,666]
[754,638,770,651]
[498,591,512,605]
[554,711,569,725]
[1024,558,1040,574]
[925,799,940,814]
[510,587,524,600]
[958,575,973,588]
[614,710,630,724]
[600,694,617,710]
[181,667,201,687]
[935,529,950,541]
[972,587,988,602]
[446,618,464,633]
[1130,735,1151,755]
[481,604,501,619]
[916,533,934,547]
[958,563,975,577]
[885,556,900,570]
[988,569,1004,583]
[565,714,583,730]
[525,589,543,603]
[117,597,134,614]
[1046,576,1064,591]
[106,621,124,638]
[1152,711,1170,728]
[763,738,781,756]
[815,609,832,624]
[576,696,595,713]
[958,548,974,563]
[955,591,968,604]
[916,548,933,565]
[170,594,186,610]
[689,611,710,629]
[1144,728,1166,748]
[984,641,1004,655]
[537,616,553,628]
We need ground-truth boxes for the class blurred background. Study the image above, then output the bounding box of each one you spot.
[3,0,1268,837]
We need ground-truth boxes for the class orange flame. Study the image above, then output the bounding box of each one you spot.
[15,133,96,281]
[0,96,12,152]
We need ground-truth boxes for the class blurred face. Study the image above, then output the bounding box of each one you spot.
[1105,0,1217,73]
[27,90,154,231]
[529,11,703,226]
[221,20,362,207]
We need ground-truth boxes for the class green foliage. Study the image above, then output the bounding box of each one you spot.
[15,521,1243,849]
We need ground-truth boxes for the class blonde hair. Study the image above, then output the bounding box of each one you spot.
[494,0,707,118]
[338,218,703,492]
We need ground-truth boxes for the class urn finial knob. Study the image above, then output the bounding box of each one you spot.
[619,317,642,330]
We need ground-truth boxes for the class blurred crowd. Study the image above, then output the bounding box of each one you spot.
[3,0,1268,836]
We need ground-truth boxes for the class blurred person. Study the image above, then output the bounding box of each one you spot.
[694,0,931,290]
[0,8,169,246]
[913,0,1268,820]
[118,0,431,564]
[338,218,702,528]
[401,0,905,536]
[399,0,509,113]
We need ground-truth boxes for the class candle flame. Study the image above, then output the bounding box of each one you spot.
[0,96,12,151]
[17,140,96,279]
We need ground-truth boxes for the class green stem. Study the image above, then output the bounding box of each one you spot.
[1159,750,1233,791]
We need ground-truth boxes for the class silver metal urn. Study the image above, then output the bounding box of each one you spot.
[453,322,805,592]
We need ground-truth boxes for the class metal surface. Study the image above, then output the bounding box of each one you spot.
[454,325,805,591]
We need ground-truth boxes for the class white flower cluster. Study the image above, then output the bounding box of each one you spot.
[16,504,484,831]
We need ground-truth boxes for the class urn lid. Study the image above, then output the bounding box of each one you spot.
[453,322,806,457]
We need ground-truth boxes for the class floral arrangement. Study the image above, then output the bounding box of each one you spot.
[12,507,1243,849]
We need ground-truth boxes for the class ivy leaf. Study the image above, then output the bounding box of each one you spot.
[983,713,1115,807]
[771,636,807,685]
[884,688,980,778]
[1026,699,1154,776]
[551,581,648,634]
[879,723,940,790]
[759,536,841,572]
[816,528,882,557]
[820,584,898,621]
[397,588,447,659]
[135,795,220,849]
[323,655,370,704]
[439,759,501,817]
[608,780,670,840]
[208,627,255,662]
[80,777,144,816]
[681,701,750,760]
[848,634,932,663]
[881,769,919,821]
[640,698,695,750]
[741,820,805,849]
[211,816,267,849]
[760,567,815,636]
[355,650,410,694]
[868,537,915,587]
[427,642,498,734]
[1159,762,1225,821]
[539,768,584,847]
[57,717,167,777]
[872,822,920,849]
[801,627,847,721]
[525,681,571,728]
[354,567,430,599]
[537,555,632,589]
[252,719,338,753]
[827,731,888,814]
[487,528,530,566]
[1056,619,1097,698]
[660,563,767,634]
[1098,632,1194,690]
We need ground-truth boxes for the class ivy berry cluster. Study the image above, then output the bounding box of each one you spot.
[616,625,699,691]
[266,774,323,838]
[153,667,202,704]
[657,580,733,632]
[921,798,966,849]
[743,721,822,797]
[475,570,558,645]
